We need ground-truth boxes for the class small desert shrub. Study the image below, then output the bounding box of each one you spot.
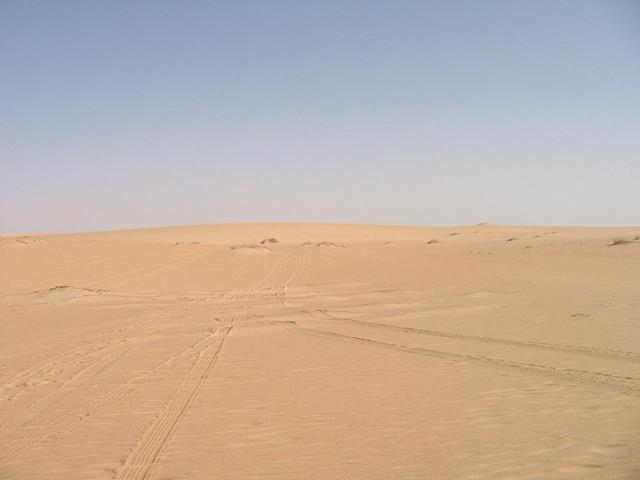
[609,237,632,246]
[230,244,263,250]
[316,241,342,247]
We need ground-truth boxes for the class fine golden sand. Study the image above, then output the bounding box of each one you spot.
[1,223,639,479]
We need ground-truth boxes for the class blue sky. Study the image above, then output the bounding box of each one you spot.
[1,1,639,232]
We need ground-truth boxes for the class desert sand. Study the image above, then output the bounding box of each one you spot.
[1,223,639,479]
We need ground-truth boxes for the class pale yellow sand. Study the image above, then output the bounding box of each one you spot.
[1,223,639,479]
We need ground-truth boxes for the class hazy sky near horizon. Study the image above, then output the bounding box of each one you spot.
[1,1,639,233]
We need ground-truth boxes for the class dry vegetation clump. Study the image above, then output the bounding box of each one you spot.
[260,238,279,244]
[14,235,43,246]
[230,244,267,250]
[609,237,633,246]
[300,241,344,248]
[315,241,343,248]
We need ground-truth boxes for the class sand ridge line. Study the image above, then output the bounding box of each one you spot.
[0,325,223,463]
[115,326,232,480]
[277,322,640,397]
[314,309,640,364]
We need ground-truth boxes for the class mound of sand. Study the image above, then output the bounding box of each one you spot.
[1,285,102,306]
[8,235,44,247]
[426,239,441,244]
[314,241,343,248]
[301,241,343,248]
[609,237,635,246]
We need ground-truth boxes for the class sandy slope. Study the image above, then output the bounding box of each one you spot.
[1,223,639,479]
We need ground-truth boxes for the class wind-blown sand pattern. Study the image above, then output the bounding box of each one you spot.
[1,223,639,479]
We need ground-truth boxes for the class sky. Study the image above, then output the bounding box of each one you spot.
[1,1,639,233]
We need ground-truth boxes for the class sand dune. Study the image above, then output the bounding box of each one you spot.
[1,223,639,479]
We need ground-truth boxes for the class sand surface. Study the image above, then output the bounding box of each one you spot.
[1,223,639,479]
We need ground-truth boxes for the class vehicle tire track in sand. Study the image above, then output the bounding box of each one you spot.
[278,322,640,397]
[314,310,640,365]
[251,249,288,291]
[115,326,232,480]
[250,246,306,296]
[3,248,151,285]
[284,247,307,287]
[0,343,134,441]
[1,309,161,394]
[107,250,205,289]
[0,318,190,441]
[0,327,223,463]
[0,308,192,435]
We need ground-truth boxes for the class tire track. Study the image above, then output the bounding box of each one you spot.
[0,326,223,463]
[0,343,134,441]
[1,307,189,431]
[205,288,285,307]
[278,322,640,397]
[3,248,150,286]
[0,320,187,440]
[2,296,196,398]
[1,309,158,387]
[284,248,307,287]
[251,246,305,294]
[107,249,205,289]
[315,310,640,365]
[281,223,293,243]
[115,326,232,480]
[251,249,287,291]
